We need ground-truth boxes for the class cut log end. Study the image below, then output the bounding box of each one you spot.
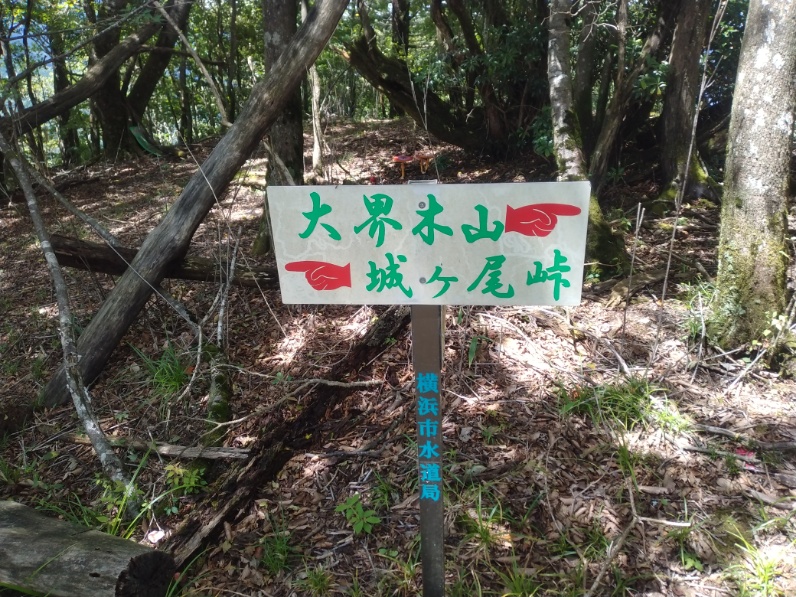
[115,551,176,597]
[0,500,176,597]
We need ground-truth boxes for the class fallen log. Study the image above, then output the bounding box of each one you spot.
[161,305,410,566]
[0,500,175,597]
[51,235,278,289]
[65,434,250,460]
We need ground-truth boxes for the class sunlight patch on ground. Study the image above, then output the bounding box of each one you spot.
[274,322,309,366]
[36,304,59,319]
[301,455,330,479]
[339,306,376,338]
[498,336,552,380]
[219,205,261,222]
[108,202,168,236]
[732,384,795,418]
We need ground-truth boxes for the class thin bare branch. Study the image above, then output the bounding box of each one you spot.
[0,130,136,511]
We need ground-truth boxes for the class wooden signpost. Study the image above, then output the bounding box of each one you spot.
[270,181,590,595]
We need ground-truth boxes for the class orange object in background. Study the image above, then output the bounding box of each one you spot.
[392,154,413,179]
[414,150,434,173]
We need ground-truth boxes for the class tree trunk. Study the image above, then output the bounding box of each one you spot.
[179,52,193,144]
[302,0,325,178]
[50,234,279,288]
[391,0,411,57]
[659,0,713,195]
[161,305,411,567]
[42,0,350,408]
[589,4,673,194]
[430,0,464,112]
[227,0,239,121]
[127,0,193,124]
[262,0,304,179]
[547,0,626,275]
[50,32,82,166]
[386,0,411,116]
[0,501,175,597]
[573,0,599,156]
[1,35,45,163]
[448,0,507,142]
[344,35,482,149]
[713,0,796,348]
[20,10,47,163]
[252,0,304,256]
[89,0,138,157]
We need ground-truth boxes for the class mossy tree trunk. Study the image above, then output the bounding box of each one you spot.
[547,0,626,275]
[659,0,719,201]
[713,0,796,348]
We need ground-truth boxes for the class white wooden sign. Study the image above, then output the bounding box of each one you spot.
[269,182,590,305]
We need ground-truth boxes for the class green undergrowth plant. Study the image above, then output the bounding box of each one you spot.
[678,280,717,343]
[556,376,659,431]
[583,520,611,559]
[727,529,787,597]
[335,494,380,535]
[4,453,50,492]
[371,471,400,511]
[377,542,420,595]
[505,492,545,531]
[449,569,483,597]
[616,442,641,486]
[92,451,151,537]
[165,463,206,496]
[481,409,507,444]
[260,514,296,576]
[666,507,705,573]
[294,564,333,596]
[94,476,144,537]
[132,340,189,399]
[468,333,491,367]
[541,561,583,596]
[344,572,362,597]
[648,397,692,434]
[166,549,209,597]
[755,506,796,535]
[0,454,21,486]
[491,559,541,596]
[161,463,206,515]
[36,492,107,529]
[459,485,509,556]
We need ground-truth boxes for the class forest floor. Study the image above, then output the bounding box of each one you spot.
[1,118,796,597]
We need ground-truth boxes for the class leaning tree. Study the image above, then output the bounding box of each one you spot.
[42,0,351,407]
[713,0,796,347]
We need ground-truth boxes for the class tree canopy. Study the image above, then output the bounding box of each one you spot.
[2,1,747,173]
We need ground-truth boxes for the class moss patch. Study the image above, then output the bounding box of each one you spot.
[586,194,628,278]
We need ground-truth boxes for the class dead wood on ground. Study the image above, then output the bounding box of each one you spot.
[51,235,278,288]
[0,500,174,597]
[161,305,410,567]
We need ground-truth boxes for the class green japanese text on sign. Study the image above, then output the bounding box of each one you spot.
[271,182,590,305]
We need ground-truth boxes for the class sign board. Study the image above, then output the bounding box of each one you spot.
[269,182,590,305]
[270,181,590,597]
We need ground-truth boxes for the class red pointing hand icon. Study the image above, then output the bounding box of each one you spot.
[505,203,581,237]
[285,261,351,290]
